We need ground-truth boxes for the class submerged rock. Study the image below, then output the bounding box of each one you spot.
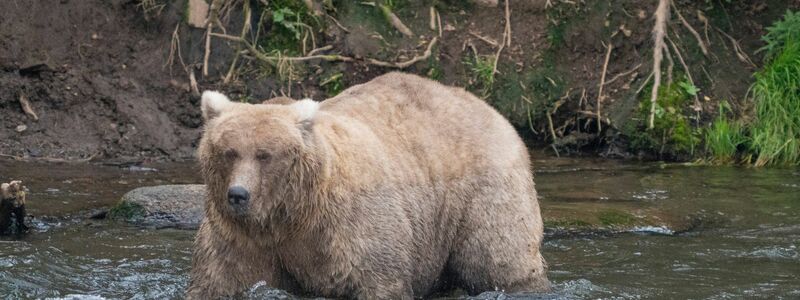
[110,184,205,229]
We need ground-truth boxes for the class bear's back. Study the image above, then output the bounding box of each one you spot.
[319,72,529,179]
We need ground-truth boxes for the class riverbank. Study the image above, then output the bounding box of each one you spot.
[1,0,796,163]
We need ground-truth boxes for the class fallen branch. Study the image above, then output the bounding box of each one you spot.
[648,0,670,130]
[672,3,707,57]
[18,94,38,121]
[368,37,438,68]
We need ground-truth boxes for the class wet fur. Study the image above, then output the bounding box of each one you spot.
[187,72,549,299]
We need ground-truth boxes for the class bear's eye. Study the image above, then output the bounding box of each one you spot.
[256,151,272,163]
[223,149,239,160]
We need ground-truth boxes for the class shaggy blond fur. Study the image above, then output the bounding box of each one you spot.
[187,72,549,299]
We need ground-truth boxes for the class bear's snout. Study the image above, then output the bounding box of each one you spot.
[227,186,250,214]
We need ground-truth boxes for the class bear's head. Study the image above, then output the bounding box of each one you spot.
[198,91,324,228]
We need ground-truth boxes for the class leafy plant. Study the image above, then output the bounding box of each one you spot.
[273,7,304,39]
[320,72,344,96]
[678,80,699,97]
[759,10,800,61]
[465,54,496,97]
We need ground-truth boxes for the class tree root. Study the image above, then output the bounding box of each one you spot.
[667,37,701,111]
[648,0,670,130]
[596,42,613,133]
[672,2,707,57]
[378,3,413,37]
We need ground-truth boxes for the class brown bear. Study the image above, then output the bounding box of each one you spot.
[187,72,549,299]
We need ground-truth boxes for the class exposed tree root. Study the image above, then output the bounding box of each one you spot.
[663,44,674,85]
[368,37,438,68]
[672,2,707,57]
[596,42,613,133]
[648,0,670,130]
[379,3,413,37]
[715,27,756,68]
[667,37,701,111]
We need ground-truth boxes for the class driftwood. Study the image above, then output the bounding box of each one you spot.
[0,180,29,235]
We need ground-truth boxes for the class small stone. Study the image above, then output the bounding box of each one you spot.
[187,0,210,28]
[15,125,27,132]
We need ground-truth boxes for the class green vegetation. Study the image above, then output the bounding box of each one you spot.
[108,201,146,221]
[257,0,319,54]
[464,54,496,97]
[598,210,637,227]
[759,10,800,61]
[748,38,800,166]
[629,78,700,158]
[320,72,344,96]
[704,102,745,164]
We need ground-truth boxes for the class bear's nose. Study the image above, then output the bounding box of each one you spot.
[227,186,250,206]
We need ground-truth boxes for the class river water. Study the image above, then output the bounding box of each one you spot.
[0,157,798,299]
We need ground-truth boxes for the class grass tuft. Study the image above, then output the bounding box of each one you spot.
[748,38,800,166]
[704,102,746,164]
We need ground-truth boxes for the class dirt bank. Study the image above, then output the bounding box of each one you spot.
[0,0,796,161]
[0,0,201,161]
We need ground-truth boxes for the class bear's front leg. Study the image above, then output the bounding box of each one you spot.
[187,220,289,299]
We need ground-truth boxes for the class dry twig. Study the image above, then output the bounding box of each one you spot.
[469,31,499,47]
[596,42,613,133]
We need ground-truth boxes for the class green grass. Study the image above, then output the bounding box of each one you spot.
[748,38,800,166]
[629,77,700,158]
[759,10,800,61]
[464,54,496,97]
[598,210,637,227]
[704,102,746,164]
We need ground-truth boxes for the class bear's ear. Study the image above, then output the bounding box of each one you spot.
[201,91,233,121]
[289,98,319,122]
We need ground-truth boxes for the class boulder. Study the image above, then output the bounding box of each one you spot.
[109,184,205,229]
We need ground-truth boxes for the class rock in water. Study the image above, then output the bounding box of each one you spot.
[110,184,205,229]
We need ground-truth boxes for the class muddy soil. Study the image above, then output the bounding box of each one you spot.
[0,0,202,161]
[0,0,796,161]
